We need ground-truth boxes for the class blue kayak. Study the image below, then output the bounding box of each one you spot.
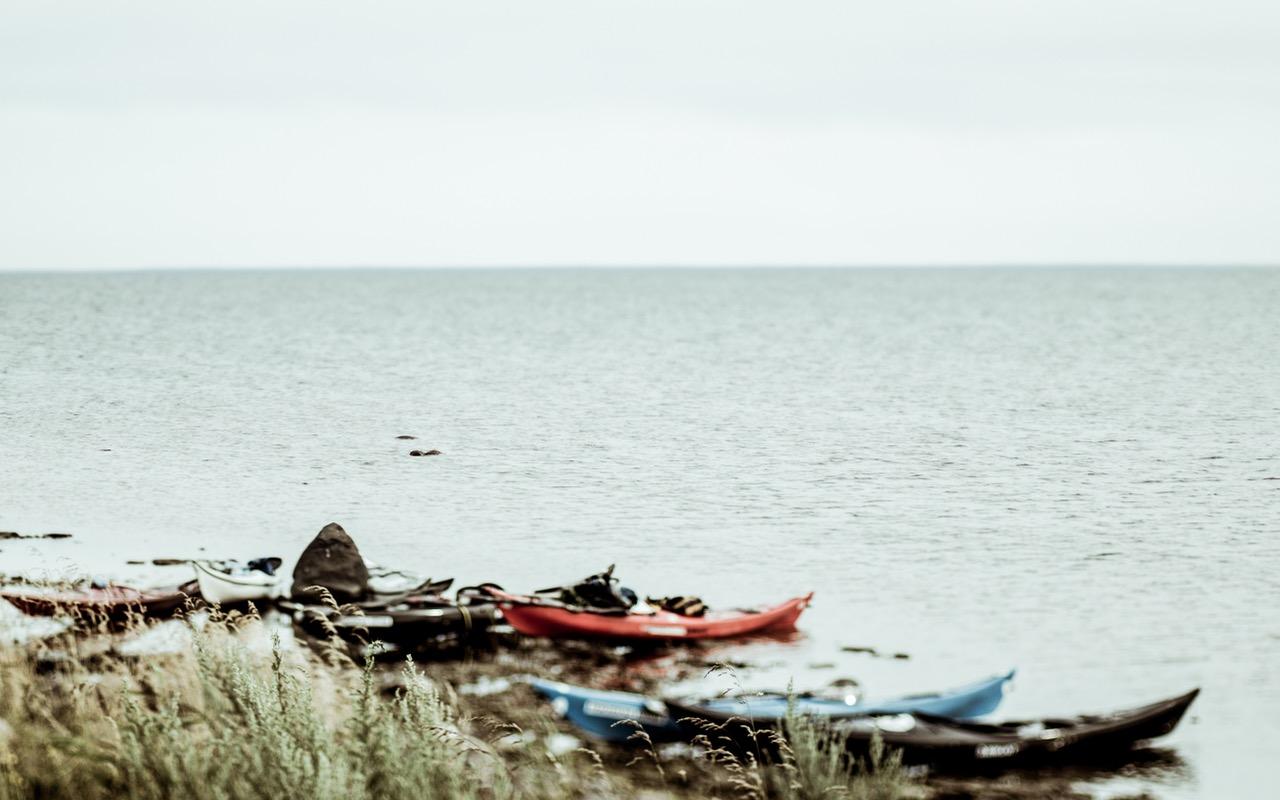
[531,669,1015,743]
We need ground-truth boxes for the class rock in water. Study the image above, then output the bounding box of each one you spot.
[0,531,72,540]
[291,522,370,603]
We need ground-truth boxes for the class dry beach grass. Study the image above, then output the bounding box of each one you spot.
[0,609,914,800]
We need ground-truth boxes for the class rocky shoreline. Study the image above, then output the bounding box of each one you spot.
[0,598,1174,800]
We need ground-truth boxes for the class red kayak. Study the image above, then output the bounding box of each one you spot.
[0,581,198,622]
[487,589,813,641]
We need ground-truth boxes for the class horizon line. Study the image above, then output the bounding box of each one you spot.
[2,262,1279,275]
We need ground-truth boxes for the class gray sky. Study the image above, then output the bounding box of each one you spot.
[2,1,1278,269]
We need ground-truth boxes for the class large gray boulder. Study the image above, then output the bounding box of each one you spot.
[291,522,370,603]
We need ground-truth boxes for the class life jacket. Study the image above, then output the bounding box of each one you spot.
[647,595,707,617]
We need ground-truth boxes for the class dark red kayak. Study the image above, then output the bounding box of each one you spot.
[0,581,198,622]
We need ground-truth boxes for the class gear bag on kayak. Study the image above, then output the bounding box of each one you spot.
[535,564,638,611]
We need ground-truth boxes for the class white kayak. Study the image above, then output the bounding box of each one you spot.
[365,562,441,597]
[193,559,284,605]
[196,556,442,606]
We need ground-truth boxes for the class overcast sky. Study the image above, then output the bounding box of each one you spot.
[2,1,1278,269]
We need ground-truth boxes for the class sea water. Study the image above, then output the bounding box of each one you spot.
[2,267,1278,797]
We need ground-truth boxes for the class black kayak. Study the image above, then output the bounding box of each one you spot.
[666,688,1198,771]
[280,598,499,647]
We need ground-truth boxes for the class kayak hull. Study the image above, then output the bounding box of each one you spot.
[282,600,499,646]
[671,688,1200,771]
[691,669,1016,722]
[533,671,1015,743]
[193,561,279,606]
[0,582,198,623]
[495,591,813,641]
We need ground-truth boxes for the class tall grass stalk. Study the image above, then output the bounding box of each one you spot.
[0,616,565,800]
[1,618,914,800]
[684,676,912,800]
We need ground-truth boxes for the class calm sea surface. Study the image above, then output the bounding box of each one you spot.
[1,268,1277,797]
